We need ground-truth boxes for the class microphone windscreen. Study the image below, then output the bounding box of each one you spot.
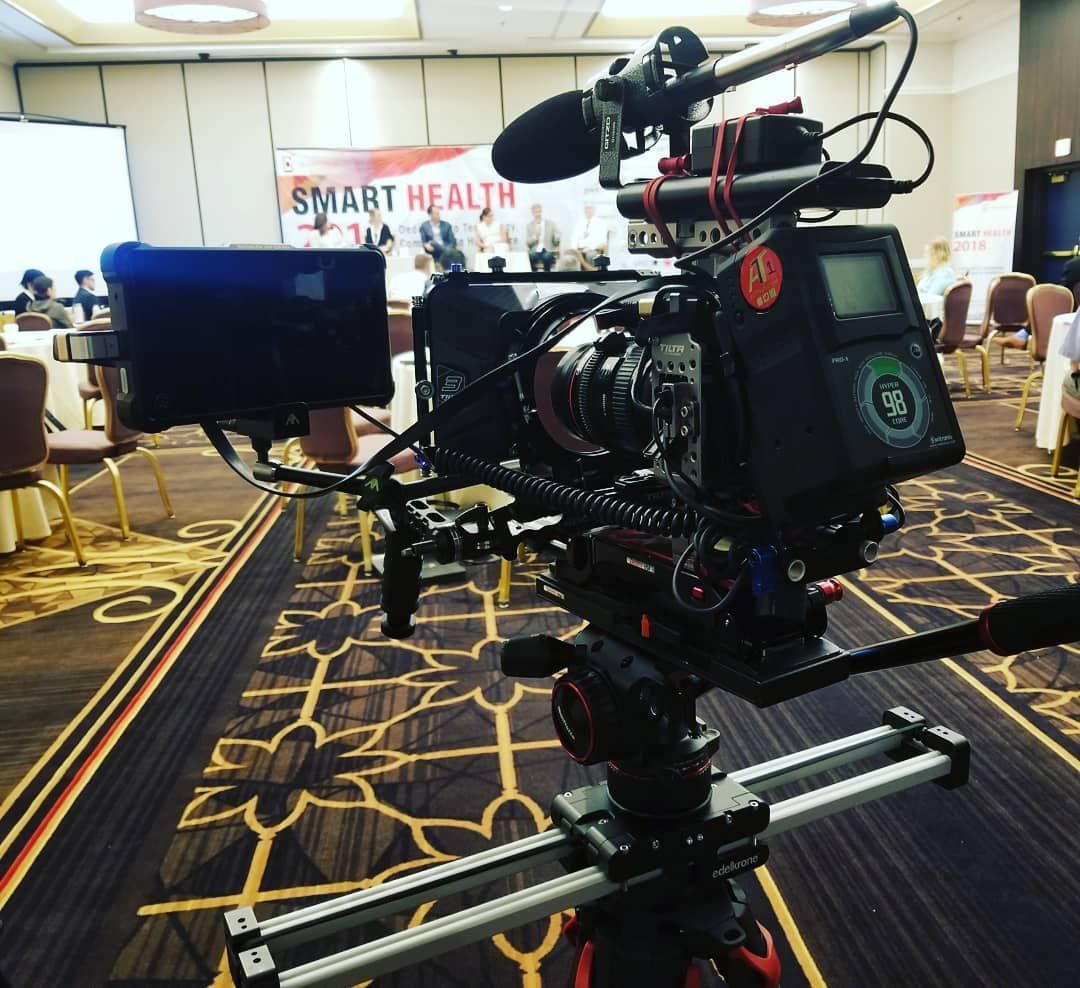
[492,90,598,183]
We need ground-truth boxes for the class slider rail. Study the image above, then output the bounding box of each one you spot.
[225,709,964,988]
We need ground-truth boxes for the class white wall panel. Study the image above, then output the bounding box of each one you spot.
[102,64,202,245]
[19,65,105,123]
[575,55,615,91]
[500,56,575,126]
[0,63,19,113]
[184,62,279,246]
[950,73,1017,197]
[423,58,502,145]
[346,59,427,147]
[883,94,951,264]
[795,54,860,163]
[266,60,349,149]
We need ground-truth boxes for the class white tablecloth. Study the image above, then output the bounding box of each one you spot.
[390,353,418,436]
[2,328,89,429]
[1035,312,1076,451]
[919,293,943,322]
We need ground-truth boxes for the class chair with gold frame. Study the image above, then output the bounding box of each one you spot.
[983,271,1036,366]
[46,364,174,540]
[293,407,417,567]
[1015,283,1074,429]
[14,311,52,332]
[934,280,982,397]
[0,354,85,566]
[1051,388,1080,498]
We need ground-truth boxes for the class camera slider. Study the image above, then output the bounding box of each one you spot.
[222,707,967,988]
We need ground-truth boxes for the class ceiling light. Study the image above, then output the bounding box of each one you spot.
[747,0,861,27]
[498,4,514,11]
[134,0,270,33]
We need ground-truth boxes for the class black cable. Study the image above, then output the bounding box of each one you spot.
[349,405,426,460]
[672,535,746,614]
[818,110,934,190]
[205,277,675,500]
[674,7,921,272]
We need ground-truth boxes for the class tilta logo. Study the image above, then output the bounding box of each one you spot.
[657,343,686,356]
[437,367,466,403]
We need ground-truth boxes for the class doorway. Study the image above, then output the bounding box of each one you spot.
[1039,166,1080,284]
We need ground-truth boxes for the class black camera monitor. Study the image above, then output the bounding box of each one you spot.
[91,242,394,432]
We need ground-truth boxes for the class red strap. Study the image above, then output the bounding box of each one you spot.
[723,111,765,233]
[642,175,681,256]
[727,922,781,988]
[707,121,733,236]
[574,940,595,988]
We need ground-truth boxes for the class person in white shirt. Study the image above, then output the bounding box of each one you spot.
[474,207,508,257]
[389,253,434,302]
[570,204,608,267]
[305,212,347,248]
[364,208,395,255]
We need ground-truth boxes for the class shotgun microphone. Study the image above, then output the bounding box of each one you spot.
[492,1,901,184]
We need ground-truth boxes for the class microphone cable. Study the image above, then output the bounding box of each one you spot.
[674,6,922,275]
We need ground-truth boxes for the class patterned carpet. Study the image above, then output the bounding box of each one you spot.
[0,354,1077,987]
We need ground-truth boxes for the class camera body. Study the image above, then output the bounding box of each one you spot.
[420,222,962,530]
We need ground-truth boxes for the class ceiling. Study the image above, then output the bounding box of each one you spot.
[0,0,1019,63]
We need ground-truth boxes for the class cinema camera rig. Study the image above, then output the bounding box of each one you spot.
[54,3,1080,986]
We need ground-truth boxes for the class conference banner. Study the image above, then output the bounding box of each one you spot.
[951,191,1018,322]
[275,145,654,271]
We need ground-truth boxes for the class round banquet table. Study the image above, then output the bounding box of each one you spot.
[3,328,89,430]
[1035,312,1077,452]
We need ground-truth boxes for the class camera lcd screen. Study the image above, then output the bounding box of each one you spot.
[102,242,393,430]
[819,252,899,318]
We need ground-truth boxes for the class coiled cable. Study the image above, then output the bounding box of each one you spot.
[427,446,697,536]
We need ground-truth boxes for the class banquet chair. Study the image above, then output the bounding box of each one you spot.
[46,364,173,540]
[933,280,981,397]
[293,407,416,567]
[15,311,51,332]
[76,317,110,429]
[1015,284,1074,429]
[1050,389,1080,498]
[982,272,1035,366]
[0,354,85,566]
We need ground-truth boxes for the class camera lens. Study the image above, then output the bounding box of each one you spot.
[549,339,651,455]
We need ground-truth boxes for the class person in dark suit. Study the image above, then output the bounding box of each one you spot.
[526,203,561,272]
[73,269,97,322]
[419,205,456,265]
[13,268,44,316]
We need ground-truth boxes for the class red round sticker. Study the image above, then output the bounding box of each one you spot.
[739,246,783,311]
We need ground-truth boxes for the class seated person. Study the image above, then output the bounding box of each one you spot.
[365,207,394,255]
[13,268,44,316]
[917,237,957,296]
[420,206,457,265]
[527,203,560,272]
[474,207,508,257]
[570,204,609,268]
[305,212,347,247]
[438,247,467,272]
[389,253,434,300]
[73,269,97,322]
[27,275,73,328]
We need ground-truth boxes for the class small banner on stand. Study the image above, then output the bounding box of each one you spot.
[951,191,1018,322]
